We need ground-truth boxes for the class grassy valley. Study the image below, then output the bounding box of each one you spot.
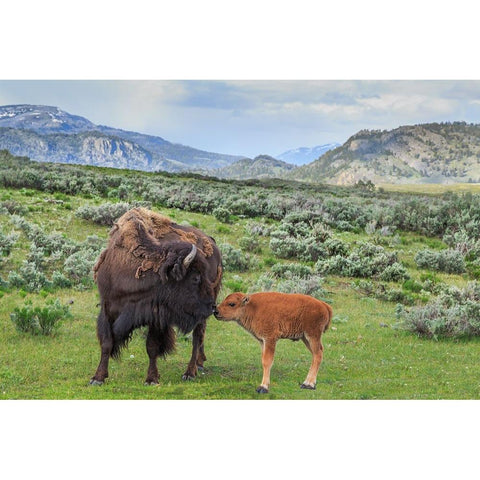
[2,151,480,399]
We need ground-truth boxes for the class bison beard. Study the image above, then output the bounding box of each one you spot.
[90,208,222,386]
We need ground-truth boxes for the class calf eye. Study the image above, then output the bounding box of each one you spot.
[228,302,236,307]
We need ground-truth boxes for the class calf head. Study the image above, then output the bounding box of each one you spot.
[214,292,249,321]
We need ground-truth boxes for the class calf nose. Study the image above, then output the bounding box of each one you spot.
[212,305,219,316]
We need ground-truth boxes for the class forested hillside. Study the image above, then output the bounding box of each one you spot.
[288,122,480,185]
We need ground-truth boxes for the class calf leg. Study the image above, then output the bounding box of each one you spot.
[257,338,277,393]
[182,319,206,381]
[301,334,324,390]
[90,307,113,385]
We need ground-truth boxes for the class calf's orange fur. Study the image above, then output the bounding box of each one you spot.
[214,292,332,393]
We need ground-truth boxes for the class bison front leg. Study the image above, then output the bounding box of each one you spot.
[182,320,206,381]
[145,325,176,385]
[90,307,113,385]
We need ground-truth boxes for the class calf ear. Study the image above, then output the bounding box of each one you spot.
[242,296,250,305]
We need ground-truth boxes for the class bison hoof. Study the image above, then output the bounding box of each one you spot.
[89,378,104,386]
[144,381,159,386]
[197,365,204,372]
[182,373,196,381]
[256,386,269,394]
[300,383,316,390]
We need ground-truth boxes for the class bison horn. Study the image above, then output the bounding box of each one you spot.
[183,244,197,269]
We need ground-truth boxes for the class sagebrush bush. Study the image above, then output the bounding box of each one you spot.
[316,242,409,281]
[269,215,334,262]
[63,248,100,284]
[414,249,466,274]
[219,243,251,272]
[213,206,233,224]
[239,234,261,253]
[8,261,52,292]
[271,263,313,279]
[75,201,151,226]
[250,272,326,300]
[397,281,480,338]
[10,298,72,336]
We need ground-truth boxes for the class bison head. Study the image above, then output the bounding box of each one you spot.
[152,242,219,322]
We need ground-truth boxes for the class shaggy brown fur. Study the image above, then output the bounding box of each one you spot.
[214,292,332,393]
[90,207,222,386]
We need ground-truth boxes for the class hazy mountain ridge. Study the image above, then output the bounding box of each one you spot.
[277,143,340,165]
[214,154,297,179]
[287,122,480,185]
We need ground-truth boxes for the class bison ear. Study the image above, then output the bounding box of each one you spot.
[241,296,250,305]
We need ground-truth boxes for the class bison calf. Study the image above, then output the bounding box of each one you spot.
[214,292,332,393]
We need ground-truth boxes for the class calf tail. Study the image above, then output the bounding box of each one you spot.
[323,303,333,332]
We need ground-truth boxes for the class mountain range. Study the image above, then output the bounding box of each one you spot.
[0,105,244,172]
[1,104,479,185]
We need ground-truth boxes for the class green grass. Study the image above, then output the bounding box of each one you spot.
[2,185,480,399]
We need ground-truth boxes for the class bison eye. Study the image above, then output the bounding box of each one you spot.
[190,273,201,285]
[228,302,236,307]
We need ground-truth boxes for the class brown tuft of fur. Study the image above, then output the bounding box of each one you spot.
[96,207,215,280]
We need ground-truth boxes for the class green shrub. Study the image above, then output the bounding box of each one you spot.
[354,280,415,305]
[0,231,20,256]
[10,299,72,336]
[213,206,233,224]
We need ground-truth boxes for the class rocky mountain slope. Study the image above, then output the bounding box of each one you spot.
[0,105,242,172]
[287,122,480,185]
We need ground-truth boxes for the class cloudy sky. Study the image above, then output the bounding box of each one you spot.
[1,80,480,158]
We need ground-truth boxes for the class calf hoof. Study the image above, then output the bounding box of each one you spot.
[300,383,316,390]
[256,386,269,394]
[89,378,104,386]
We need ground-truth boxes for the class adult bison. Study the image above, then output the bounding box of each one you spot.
[89,207,222,385]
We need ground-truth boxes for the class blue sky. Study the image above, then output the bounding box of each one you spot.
[1,80,480,158]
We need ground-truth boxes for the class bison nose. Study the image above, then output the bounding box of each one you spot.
[212,305,219,316]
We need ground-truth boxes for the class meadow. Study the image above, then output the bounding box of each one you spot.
[2,151,480,399]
